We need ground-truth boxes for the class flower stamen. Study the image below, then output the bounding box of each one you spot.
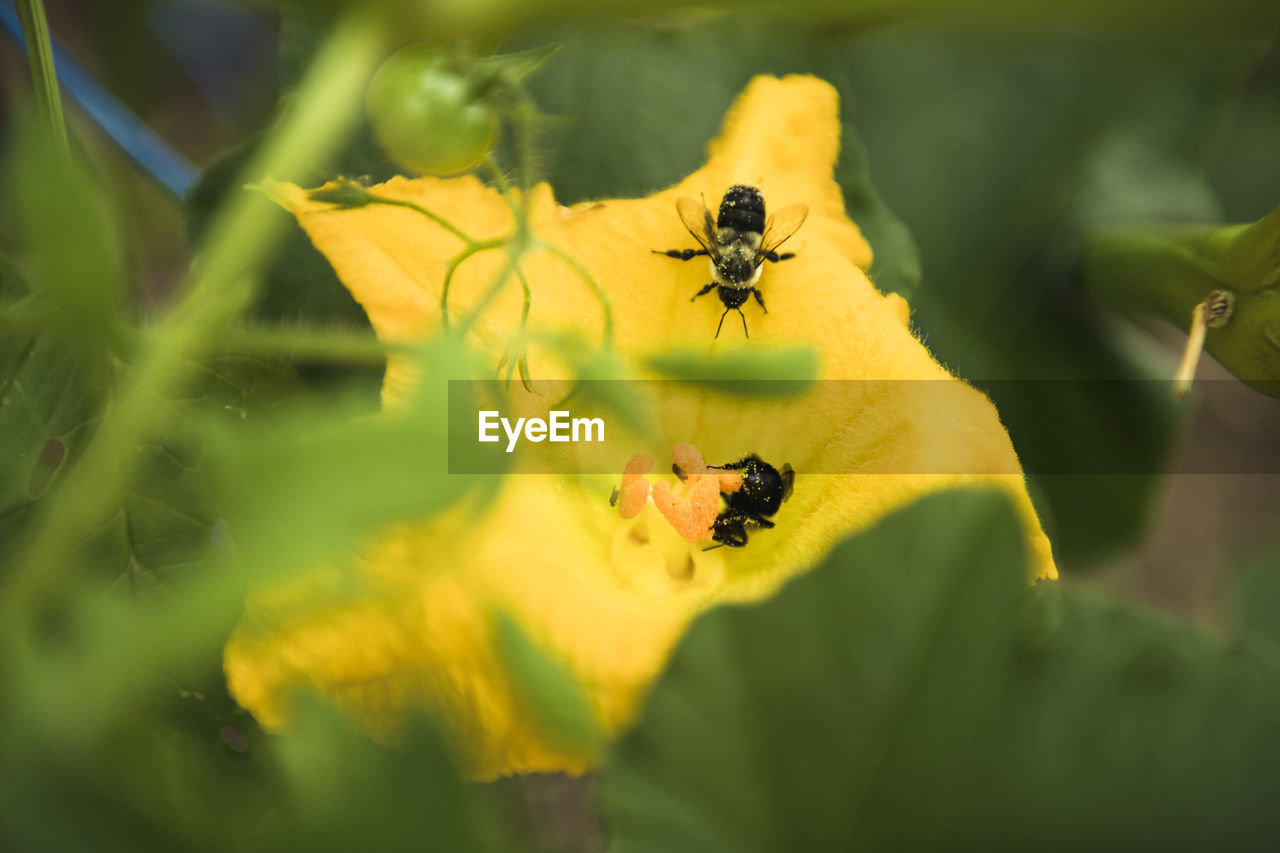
[616,444,742,545]
[1174,288,1235,400]
[616,453,654,519]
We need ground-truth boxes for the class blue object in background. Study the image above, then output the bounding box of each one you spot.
[1,0,200,200]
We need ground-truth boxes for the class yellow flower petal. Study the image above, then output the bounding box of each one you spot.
[229,74,1056,780]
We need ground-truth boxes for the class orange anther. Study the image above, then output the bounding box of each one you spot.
[617,453,653,519]
[652,476,720,543]
[715,470,743,493]
[671,443,708,477]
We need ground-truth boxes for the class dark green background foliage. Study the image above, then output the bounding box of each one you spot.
[3,2,1280,851]
[607,492,1280,851]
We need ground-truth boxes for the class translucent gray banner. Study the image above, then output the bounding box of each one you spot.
[446,379,1280,475]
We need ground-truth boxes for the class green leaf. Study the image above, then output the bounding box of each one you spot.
[644,345,817,394]
[83,356,304,590]
[0,256,110,564]
[5,112,124,348]
[493,610,604,758]
[185,131,386,334]
[475,42,563,85]
[606,489,1280,849]
[181,353,308,420]
[91,437,219,595]
[263,697,510,853]
[1208,42,1280,220]
[1081,207,1280,398]
[207,340,495,579]
[1232,542,1280,649]
[841,25,1272,561]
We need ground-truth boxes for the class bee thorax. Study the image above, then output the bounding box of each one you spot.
[715,245,758,286]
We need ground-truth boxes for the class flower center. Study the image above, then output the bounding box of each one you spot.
[607,443,740,593]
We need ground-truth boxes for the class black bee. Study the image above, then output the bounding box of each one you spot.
[654,185,809,339]
[676,453,795,548]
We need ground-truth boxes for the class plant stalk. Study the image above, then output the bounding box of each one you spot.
[14,0,67,151]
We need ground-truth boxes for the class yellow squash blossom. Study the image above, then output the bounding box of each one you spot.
[224,74,1056,780]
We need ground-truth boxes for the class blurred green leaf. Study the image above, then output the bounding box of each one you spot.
[493,610,604,758]
[1208,40,1280,220]
[185,130,385,333]
[644,345,818,394]
[92,351,306,588]
[843,24,1273,561]
[477,42,563,84]
[5,114,124,348]
[207,340,496,579]
[1,589,261,853]
[1081,207,1280,398]
[264,697,511,853]
[606,489,1280,849]
[1232,543,1280,649]
[1,612,505,853]
[181,353,308,419]
[88,437,219,595]
[0,255,110,564]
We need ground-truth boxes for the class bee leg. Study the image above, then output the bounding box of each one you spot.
[715,308,731,339]
[654,248,709,261]
[739,308,750,339]
[691,282,717,302]
[762,250,796,262]
[752,288,767,313]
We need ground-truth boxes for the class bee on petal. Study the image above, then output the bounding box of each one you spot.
[654,185,808,339]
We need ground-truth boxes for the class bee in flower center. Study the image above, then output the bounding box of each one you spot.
[675,452,795,548]
[653,185,809,339]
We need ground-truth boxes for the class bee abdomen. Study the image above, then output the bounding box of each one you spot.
[717,185,766,235]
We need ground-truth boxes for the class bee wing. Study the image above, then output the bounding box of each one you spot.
[779,463,795,502]
[759,202,810,258]
[676,196,721,260]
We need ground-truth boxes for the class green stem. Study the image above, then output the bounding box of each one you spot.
[540,241,615,347]
[1,8,388,645]
[484,153,524,219]
[515,265,533,329]
[1080,208,1280,399]
[368,195,478,244]
[456,250,521,336]
[15,0,67,152]
[508,85,539,198]
[511,267,535,391]
[441,238,507,328]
